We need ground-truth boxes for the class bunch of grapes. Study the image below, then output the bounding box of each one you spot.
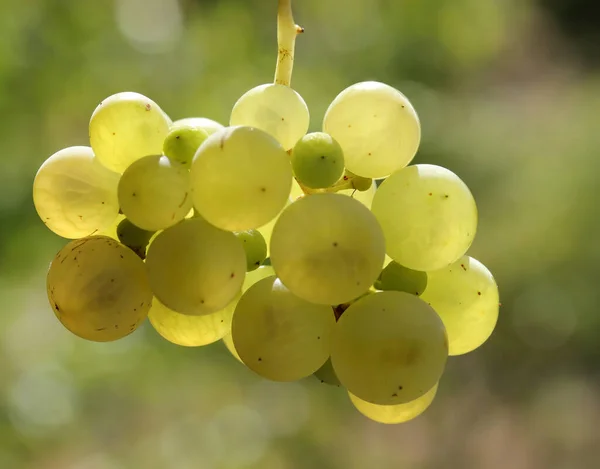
[32,3,499,425]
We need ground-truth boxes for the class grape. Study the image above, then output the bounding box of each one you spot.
[163,125,209,167]
[371,164,477,271]
[314,358,341,386]
[234,230,268,271]
[149,294,239,347]
[374,261,428,296]
[349,383,438,424]
[331,291,448,405]
[270,193,385,305]
[89,92,171,173]
[46,236,152,342]
[98,213,126,240]
[323,81,420,178]
[231,276,335,381]
[222,333,242,363]
[338,179,377,209]
[190,126,292,231]
[145,218,246,315]
[172,117,224,135]
[33,146,120,239]
[118,154,192,231]
[420,256,499,356]
[230,83,309,150]
[116,218,154,259]
[291,132,345,189]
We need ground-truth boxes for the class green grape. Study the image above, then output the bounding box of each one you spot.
[172,117,224,135]
[323,81,420,178]
[331,291,448,405]
[89,92,171,173]
[375,261,428,296]
[234,230,268,271]
[372,164,477,271]
[231,276,335,381]
[337,179,377,209]
[116,218,154,259]
[420,256,499,356]
[190,126,292,231]
[145,218,246,315]
[291,132,345,189]
[33,146,120,239]
[313,358,341,386]
[98,213,126,240]
[149,294,239,347]
[46,236,152,342]
[118,154,192,231]
[163,125,209,167]
[243,265,276,292]
[230,83,310,150]
[349,383,438,424]
[270,193,385,305]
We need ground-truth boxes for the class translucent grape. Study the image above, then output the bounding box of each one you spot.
[331,291,448,405]
[374,261,428,296]
[172,117,224,135]
[314,358,341,386]
[230,83,309,150]
[190,126,292,231]
[118,154,192,231]
[116,218,154,259]
[163,125,209,167]
[231,276,335,381]
[33,146,120,239]
[323,81,420,178]
[89,92,171,173]
[291,132,345,189]
[349,383,438,424]
[145,218,246,315]
[270,193,385,305]
[149,294,239,347]
[372,164,477,271]
[234,230,268,271]
[46,236,152,342]
[420,256,499,356]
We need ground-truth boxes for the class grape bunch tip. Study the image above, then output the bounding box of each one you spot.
[32,0,499,425]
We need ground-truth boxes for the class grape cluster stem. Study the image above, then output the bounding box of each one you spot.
[275,0,304,87]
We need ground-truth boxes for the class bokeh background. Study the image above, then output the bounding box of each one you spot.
[1,0,599,468]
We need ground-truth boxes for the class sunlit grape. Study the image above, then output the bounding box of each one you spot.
[291,132,344,189]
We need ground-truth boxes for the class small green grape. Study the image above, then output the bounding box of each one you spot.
[291,132,345,189]
[116,218,155,259]
[348,172,372,192]
[314,358,341,386]
[234,230,268,271]
[374,261,428,296]
[163,125,209,167]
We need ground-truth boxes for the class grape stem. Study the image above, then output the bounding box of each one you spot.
[274,0,304,87]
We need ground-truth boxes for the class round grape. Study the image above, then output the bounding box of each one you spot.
[163,125,209,167]
[375,261,428,296]
[234,230,268,271]
[172,117,224,135]
[314,358,341,386]
[116,218,154,259]
[291,132,345,189]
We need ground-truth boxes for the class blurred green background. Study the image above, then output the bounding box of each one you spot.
[2,0,599,468]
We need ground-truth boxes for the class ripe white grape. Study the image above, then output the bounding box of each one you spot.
[420,256,499,355]
[145,218,246,315]
[349,383,438,424]
[190,126,292,231]
[234,230,268,271]
[372,164,477,271]
[231,276,335,381]
[89,92,171,173]
[270,193,385,305]
[46,236,152,342]
[314,358,341,386]
[331,291,448,405]
[172,117,224,135]
[163,125,209,167]
[149,294,239,347]
[116,218,154,259]
[230,83,309,150]
[323,81,420,178]
[33,146,120,239]
[118,154,192,231]
[291,132,345,189]
[375,261,428,296]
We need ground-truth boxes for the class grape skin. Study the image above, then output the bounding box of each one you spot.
[313,358,341,386]
[291,132,345,189]
[145,218,246,315]
[420,256,499,356]
[270,193,385,305]
[323,81,420,178]
[331,291,448,405]
[372,164,477,272]
[46,236,152,342]
[375,261,428,296]
[163,125,209,168]
[89,92,171,173]
[234,230,268,271]
[230,83,309,150]
[172,117,224,135]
